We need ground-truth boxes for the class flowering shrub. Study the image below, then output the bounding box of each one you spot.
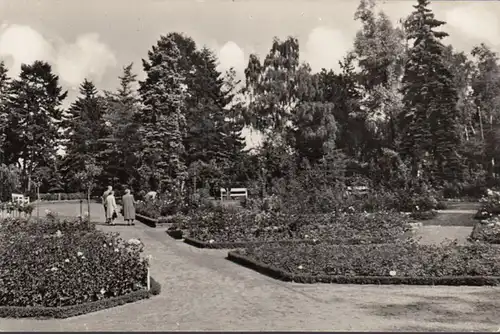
[238,240,500,277]
[469,216,500,244]
[475,189,500,219]
[0,202,35,215]
[0,217,149,308]
[186,209,412,244]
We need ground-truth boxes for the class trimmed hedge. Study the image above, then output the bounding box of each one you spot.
[0,277,161,319]
[227,251,500,286]
[166,229,184,240]
[136,213,158,228]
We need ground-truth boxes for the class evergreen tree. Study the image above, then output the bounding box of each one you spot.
[400,0,462,183]
[61,79,107,190]
[4,61,67,191]
[0,61,10,165]
[139,35,188,194]
[102,63,142,191]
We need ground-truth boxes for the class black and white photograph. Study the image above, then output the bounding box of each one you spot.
[1,0,500,331]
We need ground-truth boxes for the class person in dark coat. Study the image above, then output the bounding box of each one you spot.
[122,189,136,226]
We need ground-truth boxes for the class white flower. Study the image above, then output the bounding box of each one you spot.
[209,239,215,244]
[45,209,51,215]
[64,258,70,263]
[77,251,83,257]
[114,248,119,252]
[304,234,309,238]
[312,239,317,243]
[51,267,58,271]
[415,205,420,211]
[100,288,106,295]
[103,243,107,247]
[127,238,142,245]
[298,265,304,270]
[389,270,397,277]
[55,230,62,238]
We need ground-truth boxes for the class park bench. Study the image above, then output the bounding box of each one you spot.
[220,188,248,201]
[11,193,30,205]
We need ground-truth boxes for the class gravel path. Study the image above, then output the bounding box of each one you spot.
[1,202,499,332]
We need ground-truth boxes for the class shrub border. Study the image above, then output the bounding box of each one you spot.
[166,229,184,239]
[136,213,158,228]
[0,277,161,319]
[227,251,500,286]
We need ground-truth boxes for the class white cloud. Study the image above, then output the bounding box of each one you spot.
[217,41,245,77]
[445,4,500,47]
[302,26,352,73]
[55,33,117,86]
[0,24,55,74]
[0,24,116,86]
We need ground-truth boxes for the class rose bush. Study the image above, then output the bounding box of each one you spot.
[469,216,500,244]
[0,217,149,308]
[475,189,500,219]
[186,208,412,244]
[237,240,500,277]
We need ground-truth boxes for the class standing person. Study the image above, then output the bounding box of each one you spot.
[122,189,136,226]
[106,190,118,226]
[102,185,112,223]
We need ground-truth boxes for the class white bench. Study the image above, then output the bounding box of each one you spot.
[346,186,369,195]
[220,188,248,201]
[11,193,29,205]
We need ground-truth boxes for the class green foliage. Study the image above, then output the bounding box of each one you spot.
[61,80,108,190]
[0,217,149,307]
[139,34,188,193]
[185,209,411,245]
[400,0,463,183]
[240,240,500,277]
[3,61,67,191]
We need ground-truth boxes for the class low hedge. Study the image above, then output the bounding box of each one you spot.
[227,241,500,285]
[136,213,158,228]
[0,277,161,319]
[166,229,184,240]
[38,193,85,201]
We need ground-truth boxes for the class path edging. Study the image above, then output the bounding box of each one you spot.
[0,277,161,319]
[227,251,500,286]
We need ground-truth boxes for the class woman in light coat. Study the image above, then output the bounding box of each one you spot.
[122,189,136,226]
[105,190,118,225]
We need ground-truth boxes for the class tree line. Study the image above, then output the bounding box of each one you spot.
[1,0,499,202]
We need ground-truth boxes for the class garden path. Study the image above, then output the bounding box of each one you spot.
[1,202,499,332]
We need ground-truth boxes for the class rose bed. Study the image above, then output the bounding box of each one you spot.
[0,217,160,318]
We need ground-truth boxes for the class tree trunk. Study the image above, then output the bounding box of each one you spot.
[479,107,485,141]
[87,189,91,228]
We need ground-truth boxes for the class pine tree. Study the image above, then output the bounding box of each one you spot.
[5,61,67,191]
[101,63,142,190]
[139,35,188,194]
[61,79,107,189]
[400,0,462,183]
[0,61,10,165]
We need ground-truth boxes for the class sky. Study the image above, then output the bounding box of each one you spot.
[1,0,500,147]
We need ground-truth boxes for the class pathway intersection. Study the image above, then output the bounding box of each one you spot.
[1,202,498,331]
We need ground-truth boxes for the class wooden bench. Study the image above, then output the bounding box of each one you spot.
[11,193,30,205]
[220,188,248,201]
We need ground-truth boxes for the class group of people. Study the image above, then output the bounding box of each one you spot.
[102,186,136,225]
